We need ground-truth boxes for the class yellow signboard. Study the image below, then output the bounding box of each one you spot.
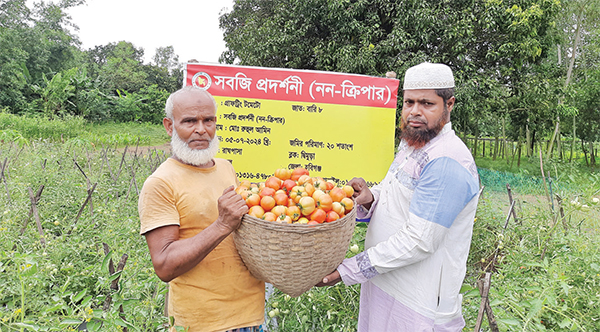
[185,63,400,186]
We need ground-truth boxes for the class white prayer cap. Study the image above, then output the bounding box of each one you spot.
[403,62,455,90]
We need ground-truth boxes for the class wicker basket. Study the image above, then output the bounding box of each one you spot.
[233,207,356,297]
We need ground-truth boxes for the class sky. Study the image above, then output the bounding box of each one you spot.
[64,0,235,64]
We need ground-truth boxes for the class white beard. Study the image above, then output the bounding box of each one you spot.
[170,128,219,166]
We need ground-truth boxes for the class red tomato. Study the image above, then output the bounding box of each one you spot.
[274,192,289,206]
[259,187,276,197]
[329,187,345,202]
[326,210,340,222]
[282,179,296,193]
[263,212,277,222]
[265,176,283,190]
[310,208,327,223]
[291,167,310,181]
[325,181,335,191]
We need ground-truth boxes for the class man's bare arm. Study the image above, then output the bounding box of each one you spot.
[144,185,248,282]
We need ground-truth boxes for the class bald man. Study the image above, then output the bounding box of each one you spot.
[139,86,265,332]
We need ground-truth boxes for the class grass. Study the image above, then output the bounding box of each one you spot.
[0,112,170,148]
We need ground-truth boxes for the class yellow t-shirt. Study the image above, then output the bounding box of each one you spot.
[138,158,265,332]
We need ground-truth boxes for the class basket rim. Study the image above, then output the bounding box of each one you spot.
[240,207,356,234]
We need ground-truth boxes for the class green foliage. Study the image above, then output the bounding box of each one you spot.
[97,41,149,95]
[466,179,600,331]
[1,132,600,331]
[0,141,171,331]
[111,85,170,124]
[219,0,574,148]
[0,112,169,146]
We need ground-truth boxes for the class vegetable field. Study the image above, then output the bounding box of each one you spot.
[1,131,599,331]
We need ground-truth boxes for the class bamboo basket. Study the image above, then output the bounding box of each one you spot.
[233,207,356,297]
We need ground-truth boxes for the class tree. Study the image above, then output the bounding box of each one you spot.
[0,0,85,113]
[97,41,148,94]
[220,0,563,149]
[152,45,180,73]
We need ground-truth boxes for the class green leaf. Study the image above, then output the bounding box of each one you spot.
[559,317,572,328]
[497,318,522,326]
[490,298,503,306]
[60,319,82,325]
[591,263,600,271]
[460,284,475,293]
[72,289,87,302]
[102,251,113,272]
[12,322,39,330]
[560,281,570,296]
[80,295,93,308]
[86,319,103,331]
[108,270,122,282]
[463,288,481,298]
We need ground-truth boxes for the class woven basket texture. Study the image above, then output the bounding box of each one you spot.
[233,207,356,297]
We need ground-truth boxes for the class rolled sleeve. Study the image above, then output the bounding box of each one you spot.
[338,252,380,286]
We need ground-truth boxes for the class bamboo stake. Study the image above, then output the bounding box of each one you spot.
[28,187,45,247]
[19,185,44,236]
[506,184,519,224]
[539,149,552,211]
[1,157,10,202]
[70,182,97,234]
[115,146,128,183]
[474,273,499,332]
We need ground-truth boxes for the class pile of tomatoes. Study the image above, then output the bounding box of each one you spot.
[235,167,355,225]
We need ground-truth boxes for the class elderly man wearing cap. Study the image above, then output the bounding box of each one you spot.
[318,63,480,331]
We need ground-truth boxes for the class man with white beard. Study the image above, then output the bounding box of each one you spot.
[138,86,265,332]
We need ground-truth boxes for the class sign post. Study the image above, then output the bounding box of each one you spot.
[185,63,400,186]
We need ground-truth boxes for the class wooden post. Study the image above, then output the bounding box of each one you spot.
[102,243,129,332]
[474,273,499,332]
[506,184,519,224]
[28,187,45,247]
[555,194,568,234]
[115,146,128,183]
[69,182,97,235]
[539,149,552,211]
[1,157,10,202]
[74,161,94,216]
[19,185,44,236]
